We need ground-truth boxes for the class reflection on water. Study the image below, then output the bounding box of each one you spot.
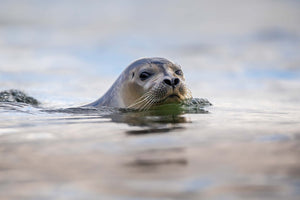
[0,101,299,200]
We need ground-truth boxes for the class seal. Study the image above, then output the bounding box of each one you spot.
[85,57,192,110]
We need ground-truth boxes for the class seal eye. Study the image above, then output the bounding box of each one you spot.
[175,70,183,76]
[139,72,152,81]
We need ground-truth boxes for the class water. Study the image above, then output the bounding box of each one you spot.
[1,0,300,200]
[1,101,299,200]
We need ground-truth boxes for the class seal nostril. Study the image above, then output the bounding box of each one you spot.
[173,78,180,86]
[164,79,172,86]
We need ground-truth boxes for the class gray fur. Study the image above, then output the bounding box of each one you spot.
[84,57,173,108]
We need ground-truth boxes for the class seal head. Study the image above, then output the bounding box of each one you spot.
[86,57,191,110]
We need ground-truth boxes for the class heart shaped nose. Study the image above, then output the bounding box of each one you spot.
[163,78,180,88]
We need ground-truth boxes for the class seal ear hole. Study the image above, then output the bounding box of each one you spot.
[132,72,135,78]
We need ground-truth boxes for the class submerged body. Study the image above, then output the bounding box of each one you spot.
[85,57,192,110]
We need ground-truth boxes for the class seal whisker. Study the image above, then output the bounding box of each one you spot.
[128,95,152,109]
[146,99,156,110]
[185,86,193,99]
[127,92,154,108]
[141,99,155,111]
[138,96,153,111]
[127,96,147,108]
[128,84,161,110]
[138,94,156,111]
[137,101,148,111]
[127,90,153,108]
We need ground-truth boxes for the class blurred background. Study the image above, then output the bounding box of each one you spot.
[0,0,299,107]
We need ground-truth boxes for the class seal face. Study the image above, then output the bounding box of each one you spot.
[86,57,192,110]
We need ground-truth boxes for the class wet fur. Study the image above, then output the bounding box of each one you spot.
[85,57,192,110]
[127,83,192,111]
